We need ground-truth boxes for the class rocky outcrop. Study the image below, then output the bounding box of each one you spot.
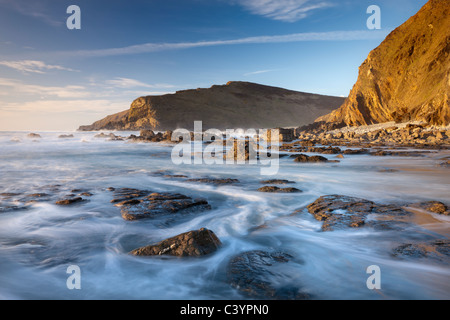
[110,188,211,221]
[392,239,450,263]
[227,250,309,300]
[79,81,344,131]
[257,186,302,193]
[130,228,222,257]
[305,195,411,231]
[315,0,450,128]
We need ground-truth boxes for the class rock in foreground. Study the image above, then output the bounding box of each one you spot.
[227,250,309,300]
[130,228,222,257]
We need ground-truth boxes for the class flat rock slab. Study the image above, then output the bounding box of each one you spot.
[112,188,211,221]
[260,179,295,185]
[306,195,411,231]
[130,228,222,257]
[227,250,309,300]
[55,197,85,206]
[392,240,450,263]
[409,201,450,216]
[186,178,240,185]
[257,186,302,193]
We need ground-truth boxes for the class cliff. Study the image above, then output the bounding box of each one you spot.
[316,0,450,128]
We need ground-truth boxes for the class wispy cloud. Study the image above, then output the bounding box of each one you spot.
[0,60,78,74]
[105,77,176,89]
[62,29,391,58]
[0,0,62,27]
[0,78,89,98]
[244,69,282,76]
[232,0,334,22]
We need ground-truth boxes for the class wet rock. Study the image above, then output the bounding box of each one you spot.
[115,189,212,221]
[439,160,450,168]
[306,195,410,231]
[257,186,302,193]
[94,133,116,139]
[409,201,450,216]
[164,174,189,179]
[227,250,309,300]
[293,154,328,163]
[343,148,369,155]
[27,133,41,139]
[0,203,28,213]
[186,178,239,185]
[140,129,155,139]
[392,240,450,263]
[58,134,74,139]
[110,188,150,204]
[130,228,221,257]
[55,197,84,206]
[260,179,295,185]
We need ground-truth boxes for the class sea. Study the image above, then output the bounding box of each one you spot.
[0,131,449,300]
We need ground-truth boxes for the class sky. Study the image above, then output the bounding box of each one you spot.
[0,0,428,131]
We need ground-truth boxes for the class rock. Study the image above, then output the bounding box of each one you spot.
[27,133,41,139]
[114,189,211,221]
[257,186,302,193]
[227,250,309,300]
[336,154,345,159]
[58,134,74,139]
[315,1,450,127]
[392,240,450,263]
[55,197,84,206]
[439,160,450,168]
[294,154,328,163]
[306,195,410,231]
[186,178,240,185]
[343,149,368,155]
[225,139,258,162]
[140,129,155,139]
[260,179,295,185]
[409,201,450,215]
[130,228,222,257]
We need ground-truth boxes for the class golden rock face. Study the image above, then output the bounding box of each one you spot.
[317,0,450,127]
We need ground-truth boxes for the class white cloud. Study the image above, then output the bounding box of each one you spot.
[0,78,89,98]
[244,69,281,76]
[105,77,175,89]
[0,60,78,74]
[233,0,334,22]
[64,29,391,58]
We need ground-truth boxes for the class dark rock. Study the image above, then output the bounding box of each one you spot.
[306,195,410,231]
[392,240,450,263]
[293,154,328,163]
[58,134,74,139]
[227,250,309,300]
[343,148,369,155]
[186,178,240,185]
[260,179,295,185]
[164,174,189,179]
[27,133,41,139]
[257,186,302,193]
[130,228,221,257]
[115,189,211,221]
[439,160,450,168]
[409,201,450,216]
[55,197,84,206]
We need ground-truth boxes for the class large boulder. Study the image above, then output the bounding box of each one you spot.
[130,228,222,257]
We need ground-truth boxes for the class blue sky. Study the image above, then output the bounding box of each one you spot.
[0,0,428,131]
